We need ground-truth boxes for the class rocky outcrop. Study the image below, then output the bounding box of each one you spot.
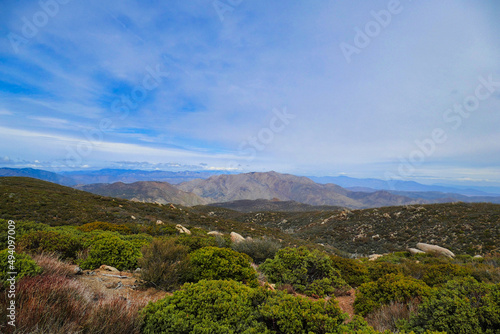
[416,243,455,258]
[408,248,425,255]
[208,231,223,236]
[100,265,119,272]
[230,232,245,244]
[368,254,383,261]
[176,224,191,235]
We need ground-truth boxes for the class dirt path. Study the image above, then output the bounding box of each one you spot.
[336,289,356,321]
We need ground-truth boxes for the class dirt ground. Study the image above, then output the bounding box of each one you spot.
[74,266,169,305]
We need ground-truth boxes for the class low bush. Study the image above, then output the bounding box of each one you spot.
[260,291,347,333]
[77,221,131,234]
[121,233,153,249]
[175,234,219,252]
[421,263,472,287]
[260,246,348,297]
[138,238,190,291]
[142,279,270,333]
[354,273,431,317]
[406,277,500,334]
[231,237,281,264]
[79,234,141,271]
[18,230,85,260]
[367,261,403,281]
[330,255,370,287]
[142,279,374,334]
[188,247,258,286]
[0,250,41,286]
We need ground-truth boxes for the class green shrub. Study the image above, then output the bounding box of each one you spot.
[231,237,281,264]
[142,279,367,334]
[121,233,153,249]
[367,261,403,281]
[354,274,431,317]
[260,246,348,297]
[138,238,190,291]
[0,250,41,286]
[77,221,131,234]
[141,280,271,334]
[330,255,370,287]
[421,263,472,287]
[376,252,412,264]
[175,234,219,252]
[407,277,500,333]
[79,235,141,271]
[260,291,346,333]
[19,230,84,260]
[188,247,258,286]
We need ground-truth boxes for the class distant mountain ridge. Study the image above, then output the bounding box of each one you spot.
[78,181,208,206]
[177,171,423,209]
[0,168,76,186]
[309,175,500,196]
[2,168,500,208]
[61,169,232,185]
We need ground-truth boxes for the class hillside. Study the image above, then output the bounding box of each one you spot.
[2,177,499,257]
[178,171,422,209]
[193,202,500,256]
[78,181,208,206]
[208,198,344,212]
[0,177,317,248]
[0,167,76,186]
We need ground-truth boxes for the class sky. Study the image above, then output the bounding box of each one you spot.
[1,0,500,185]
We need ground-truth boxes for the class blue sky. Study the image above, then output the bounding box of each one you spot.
[1,0,500,185]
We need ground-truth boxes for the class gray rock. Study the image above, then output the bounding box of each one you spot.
[408,248,425,255]
[230,232,245,244]
[176,224,191,235]
[100,265,119,272]
[416,243,455,258]
[74,266,83,275]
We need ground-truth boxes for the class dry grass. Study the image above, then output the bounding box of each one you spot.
[0,254,155,334]
[365,298,420,332]
[32,252,74,277]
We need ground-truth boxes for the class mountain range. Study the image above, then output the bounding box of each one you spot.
[2,168,500,209]
[79,181,208,206]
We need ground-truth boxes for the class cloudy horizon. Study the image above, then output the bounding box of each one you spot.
[1,0,500,186]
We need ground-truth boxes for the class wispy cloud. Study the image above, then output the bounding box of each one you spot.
[0,0,499,182]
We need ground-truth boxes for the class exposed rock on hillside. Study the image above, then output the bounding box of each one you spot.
[416,243,455,258]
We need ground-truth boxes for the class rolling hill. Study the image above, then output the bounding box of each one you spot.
[78,181,208,206]
[193,202,500,256]
[1,177,498,256]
